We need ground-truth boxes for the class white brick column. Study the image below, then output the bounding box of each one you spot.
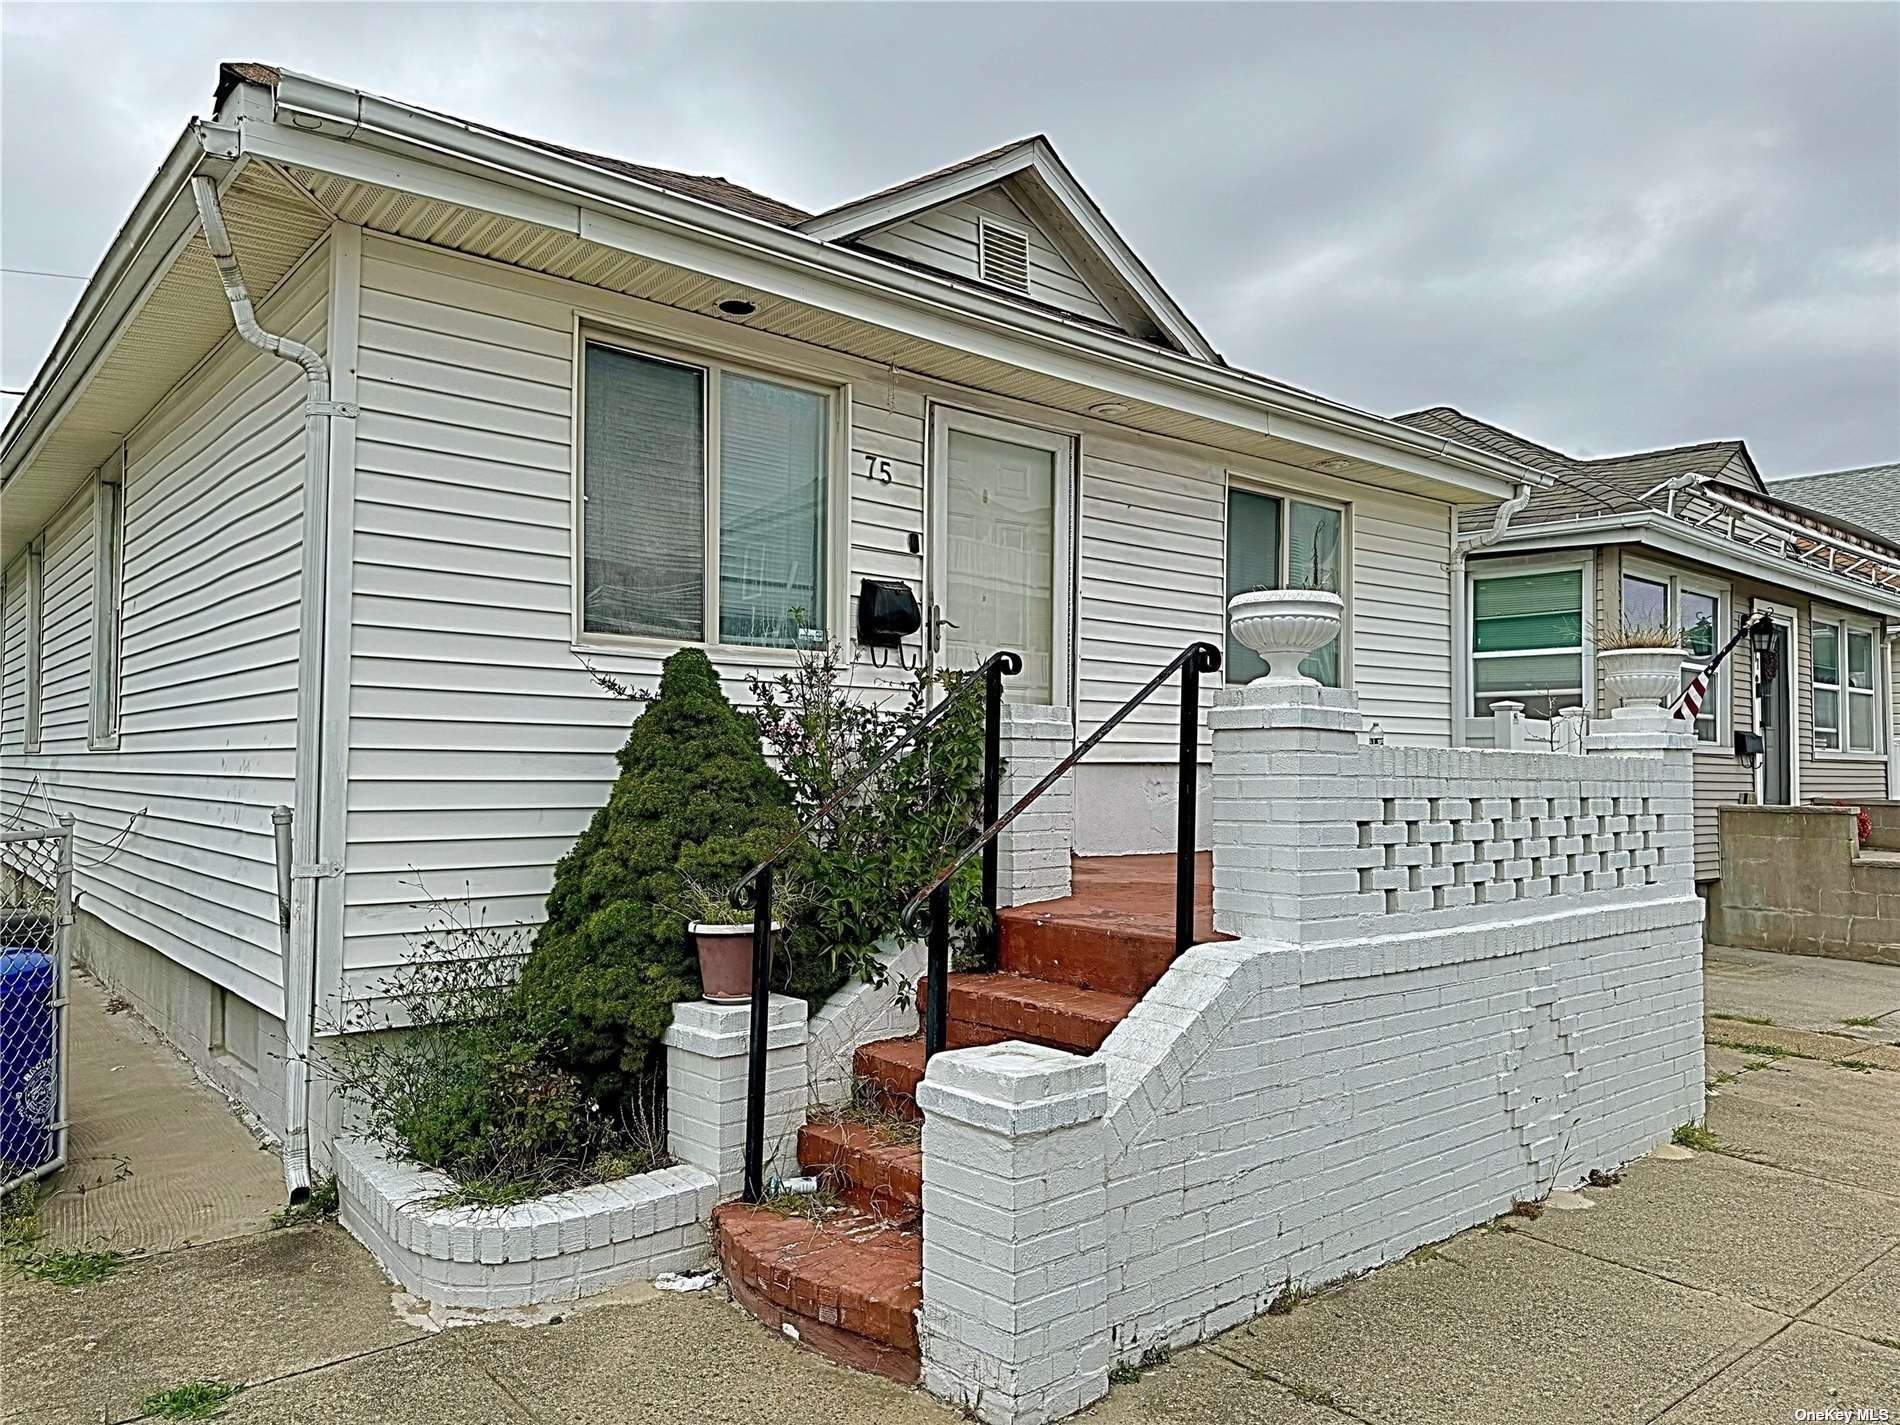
[663,995,808,1201]
[1208,680,1369,943]
[917,1042,1109,1425]
[998,704,1074,908]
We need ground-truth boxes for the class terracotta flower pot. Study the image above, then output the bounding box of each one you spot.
[690,921,779,1003]
[1227,589,1344,684]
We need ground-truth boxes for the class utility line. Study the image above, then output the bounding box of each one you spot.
[2,266,87,281]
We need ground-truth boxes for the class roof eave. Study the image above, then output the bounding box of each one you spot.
[1,125,223,485]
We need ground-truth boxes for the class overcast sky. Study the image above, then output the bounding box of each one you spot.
[3,2,1896,476]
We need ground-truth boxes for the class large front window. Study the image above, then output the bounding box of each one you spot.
[1619,568,1725,745]
[1470,566,1584,719]
[580,340,830,649]
[1224,487,1344,685]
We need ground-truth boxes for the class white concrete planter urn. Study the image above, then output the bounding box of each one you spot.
[1599,646,1684,710]
[1227,589,1344,684]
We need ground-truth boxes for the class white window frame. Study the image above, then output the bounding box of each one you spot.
[1222,473,1354,690]
[22,539,43,754]
[90,460,126,749]
[1811,607,1883,759]
[571,326,850,659]
[1620,558,1730,749]
[1466,552,1592,719]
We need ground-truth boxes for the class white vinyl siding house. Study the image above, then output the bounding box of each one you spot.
[1,64,1546,1155]
[1,251,325,1029]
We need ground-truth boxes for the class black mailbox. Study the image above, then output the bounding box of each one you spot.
[1732,730,1763,759]
[856,579,922,647]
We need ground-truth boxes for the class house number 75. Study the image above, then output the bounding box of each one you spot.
[861,455,894,484]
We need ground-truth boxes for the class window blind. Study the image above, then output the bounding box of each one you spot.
[718,373,826,649]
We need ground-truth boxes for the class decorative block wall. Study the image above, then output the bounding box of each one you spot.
[998,705,1075,908]
[918,682,1705,1421]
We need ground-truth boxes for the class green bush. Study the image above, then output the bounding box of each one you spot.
[518,648,798,1106]
[747,643,990,996]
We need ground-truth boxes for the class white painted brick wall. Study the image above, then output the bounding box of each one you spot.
[336,1139,716,1313]
[807,936,926,1105]
[999,705,1075,908]
[663,994,809,1200]
[917,682,1705,1421]
[917,1043,1111,1425]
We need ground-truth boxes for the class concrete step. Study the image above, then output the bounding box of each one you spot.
[918,971,1138,1054]
[797,1119,922,1218]
[712,1201,921,1383]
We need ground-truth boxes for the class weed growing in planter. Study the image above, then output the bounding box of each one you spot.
[323,900,669,1206]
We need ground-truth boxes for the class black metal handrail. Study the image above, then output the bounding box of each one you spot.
[901,641,1222,1060]
[733,649,1020,1203]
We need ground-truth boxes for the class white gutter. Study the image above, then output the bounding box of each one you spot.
[249,68,1548,501]
[1448,483,1533,743]
[191,173,343,1204]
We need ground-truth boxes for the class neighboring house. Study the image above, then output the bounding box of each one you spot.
[0,64,1551,1161]
[1403,407,1900,882]
[1770,462,1900,546]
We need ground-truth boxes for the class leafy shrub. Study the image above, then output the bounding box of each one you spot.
[747,642,991,993]
[324,900,668,1205]
[518,648,799,1107]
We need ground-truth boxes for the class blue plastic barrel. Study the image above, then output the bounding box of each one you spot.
[0,949,56,1178]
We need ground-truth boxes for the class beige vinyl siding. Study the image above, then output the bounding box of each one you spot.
[1593,548,1891,878]
[0,257,324,1014]
[857,187,1120,328]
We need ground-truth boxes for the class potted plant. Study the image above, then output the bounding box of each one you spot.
[1227,587,1345,684]
[1596,620,1685,710]
[673,874,782,1004]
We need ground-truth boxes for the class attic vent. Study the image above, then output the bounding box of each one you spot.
[978,218,1031,295]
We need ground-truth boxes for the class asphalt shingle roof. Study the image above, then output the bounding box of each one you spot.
[1397,407,1760,533]
[1768,464,1900,547]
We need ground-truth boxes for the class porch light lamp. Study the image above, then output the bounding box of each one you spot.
[1747,615,1778,682]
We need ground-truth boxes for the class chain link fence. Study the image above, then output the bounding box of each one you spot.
[1,818,73,1196]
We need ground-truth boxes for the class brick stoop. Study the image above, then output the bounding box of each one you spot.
[714,853,1215,1381]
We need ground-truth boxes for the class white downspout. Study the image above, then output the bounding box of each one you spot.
[1450,483,1535,745]
[191,175,337,1202]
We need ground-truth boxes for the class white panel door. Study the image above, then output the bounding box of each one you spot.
[928,408,1075,706]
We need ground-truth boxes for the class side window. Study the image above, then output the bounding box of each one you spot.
[1677,587,1721,744]
[1813,622,1841,751]
[1845,626,1877,754]
[1470,567,1585,719]
[91,471,125,748]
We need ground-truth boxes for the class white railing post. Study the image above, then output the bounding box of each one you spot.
[1490,700,1525,751]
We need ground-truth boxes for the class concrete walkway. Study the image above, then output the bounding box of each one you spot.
[5,952,1898,1424]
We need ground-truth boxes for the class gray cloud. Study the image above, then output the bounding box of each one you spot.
[3,1,1895,473]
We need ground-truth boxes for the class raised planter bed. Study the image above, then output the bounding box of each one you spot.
[335,1139,716,1313]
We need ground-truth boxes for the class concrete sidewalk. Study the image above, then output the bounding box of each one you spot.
[5,951,1897,1424]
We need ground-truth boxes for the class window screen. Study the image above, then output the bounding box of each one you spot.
[718,374,826,649]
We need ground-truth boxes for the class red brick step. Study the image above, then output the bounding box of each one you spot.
[797,1119,922,1218]
[852,1036,924,1119]
[919,971,1137,1055]
[997,852,1228,996]
[712,1202,921,1383]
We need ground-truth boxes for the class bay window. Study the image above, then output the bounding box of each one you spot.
[1470,565,1585,718]
[580,339,831,650]
[1224,486,1345,685]
[1814,615,1879,754]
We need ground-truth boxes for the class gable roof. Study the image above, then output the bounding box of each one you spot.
[1768,463,1900,546]
[218,62,815,229]
[798,136,1220,363]
[1397,407,1763,532]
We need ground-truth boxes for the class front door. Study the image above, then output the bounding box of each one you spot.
[1756,616,1794,805]
[927,408,1075,706]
